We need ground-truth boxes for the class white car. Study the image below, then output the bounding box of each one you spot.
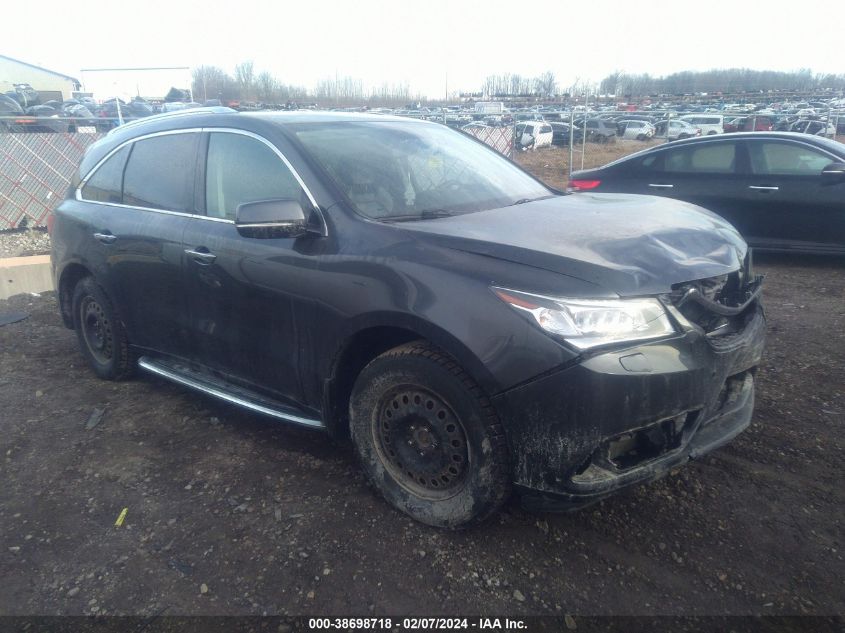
[655,119,702,140]
[789,119,837,137]
[516,121,553,149]
[617,119,655,140]
[680,114,724,135]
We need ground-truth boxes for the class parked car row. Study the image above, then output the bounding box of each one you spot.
[2,94,842,142]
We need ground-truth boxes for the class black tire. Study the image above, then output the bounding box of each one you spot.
[71,277,135,380]
[349,341,510,528]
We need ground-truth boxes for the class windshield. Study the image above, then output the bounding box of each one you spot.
[293,121,553,220]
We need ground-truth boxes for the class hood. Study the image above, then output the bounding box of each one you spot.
[397,193,747,296]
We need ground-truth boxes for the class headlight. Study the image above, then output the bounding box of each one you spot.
[493,287,676,350]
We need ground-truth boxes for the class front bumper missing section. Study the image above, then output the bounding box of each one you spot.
[495,302,766,513]
[518,371,754,512]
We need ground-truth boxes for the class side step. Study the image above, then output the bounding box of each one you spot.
[138,356,325,430]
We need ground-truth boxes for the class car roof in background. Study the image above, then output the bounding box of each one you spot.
[603,131,845,168]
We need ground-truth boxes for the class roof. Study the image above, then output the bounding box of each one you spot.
[108,108,425,137]
[242,111,424,124]
[0,54,80,85]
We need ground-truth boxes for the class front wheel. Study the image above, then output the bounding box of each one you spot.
[72,277,135,380]
[350,341,511,528]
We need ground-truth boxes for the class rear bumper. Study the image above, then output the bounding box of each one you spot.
[493,303,766,511]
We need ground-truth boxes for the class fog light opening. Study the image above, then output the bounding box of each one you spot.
[605,414,688,470]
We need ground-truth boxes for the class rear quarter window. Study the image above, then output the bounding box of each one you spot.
[79,145,130,203]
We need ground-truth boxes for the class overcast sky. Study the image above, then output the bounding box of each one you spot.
[4,0,842,99]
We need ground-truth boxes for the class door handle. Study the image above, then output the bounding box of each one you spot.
[184,248,217,265]
[93,232,117,244]
[648,184,674,189]
[748,186,779,191]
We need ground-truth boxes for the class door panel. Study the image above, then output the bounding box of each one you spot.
[98,207,191,354]
[741,140,844,249]
[608,141,749,232]
[78,133,197,356]
[184,130,321,401]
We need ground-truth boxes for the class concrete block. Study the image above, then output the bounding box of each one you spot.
[0,255,53,300]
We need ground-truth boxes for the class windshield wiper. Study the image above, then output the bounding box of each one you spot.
[508,194,557,206]
[381,209,455,223]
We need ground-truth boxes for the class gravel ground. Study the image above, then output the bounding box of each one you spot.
[0,229,52,258]
[0,253,843,618]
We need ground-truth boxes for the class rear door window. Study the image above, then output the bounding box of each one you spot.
[80,145,130,203]
[122,133,198,211]
[664,142,737,173]
[205,132,306,221]
[748,141,834,176]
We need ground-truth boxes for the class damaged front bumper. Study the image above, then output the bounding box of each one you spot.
[493,297,766,512]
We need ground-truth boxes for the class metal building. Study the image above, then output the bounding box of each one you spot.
[0,54,81,102]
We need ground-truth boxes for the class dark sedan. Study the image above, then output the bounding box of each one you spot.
[570,132,845,254]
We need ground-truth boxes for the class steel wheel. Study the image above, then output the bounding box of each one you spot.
[71,276,135,381]
[350,341,511,528]
[374,386,469,499]
[80,297,113,364]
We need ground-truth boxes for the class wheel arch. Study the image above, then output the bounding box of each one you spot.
[321,317,499,441]
[57,262,93,329]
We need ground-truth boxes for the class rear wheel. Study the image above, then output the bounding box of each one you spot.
[350,341,510,528]
[72,277,135,380]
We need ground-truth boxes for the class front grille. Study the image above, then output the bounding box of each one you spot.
[667,254,763,336]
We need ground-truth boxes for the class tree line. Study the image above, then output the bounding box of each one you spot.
[191,64,845,106]
[599,69,845,97]
[192,63,419,105]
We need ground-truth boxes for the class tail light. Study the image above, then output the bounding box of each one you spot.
[46,212,55,235]
[569,179,601,191]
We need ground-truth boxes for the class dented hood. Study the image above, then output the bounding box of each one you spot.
[399,193,748,296]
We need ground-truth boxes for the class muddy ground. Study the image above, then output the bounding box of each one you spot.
[0,254,843,618]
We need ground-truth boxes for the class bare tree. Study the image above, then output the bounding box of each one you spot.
[192,65,232,102]
[534,71,557,97]
[234,61,256,100]
[256,71,278,102]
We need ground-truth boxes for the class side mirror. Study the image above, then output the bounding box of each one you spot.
[235,198,308,238]
[821,162,845,184]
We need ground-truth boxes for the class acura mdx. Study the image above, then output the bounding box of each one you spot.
[51,109,766,527]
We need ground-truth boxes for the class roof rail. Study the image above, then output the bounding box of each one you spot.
[107,106,236,135]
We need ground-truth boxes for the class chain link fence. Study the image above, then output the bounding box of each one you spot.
[1,108,843,229]
[0,130,104,229]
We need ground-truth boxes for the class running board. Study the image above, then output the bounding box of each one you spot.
[138,357,325,430]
